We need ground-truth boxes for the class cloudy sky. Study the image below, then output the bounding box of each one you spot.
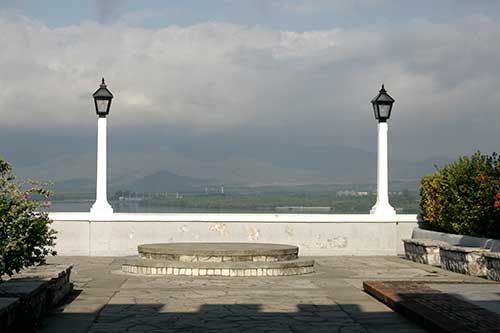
[1,0,500,177]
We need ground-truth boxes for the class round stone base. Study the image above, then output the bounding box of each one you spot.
[123,242,314,277]
[138,243,299,262]
[122,258,315,277]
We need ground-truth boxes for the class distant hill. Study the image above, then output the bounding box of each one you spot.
[129,170,218,193]
[10,142,451,193]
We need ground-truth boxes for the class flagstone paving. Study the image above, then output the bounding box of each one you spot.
[38,256,490,333]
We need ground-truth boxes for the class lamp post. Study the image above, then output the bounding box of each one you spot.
[90,78,114,218]
[370,84,396,216]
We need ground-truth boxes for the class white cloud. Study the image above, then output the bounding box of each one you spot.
[0,14,499,158]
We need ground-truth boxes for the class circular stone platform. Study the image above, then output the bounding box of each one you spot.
[122,243,314,277]
[138,243,298,262]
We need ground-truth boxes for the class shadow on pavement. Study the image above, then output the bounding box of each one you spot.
[39,301,423,333]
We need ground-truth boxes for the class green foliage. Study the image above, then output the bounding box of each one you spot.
[420,152,500,238]
[0,158,56,278]
[140,192,419,214]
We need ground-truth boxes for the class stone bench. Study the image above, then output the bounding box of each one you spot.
[404,228,500,280]
[0,264,73,332]
[439,244,489,277]
[403,238,490,277]
[483,252,500,282]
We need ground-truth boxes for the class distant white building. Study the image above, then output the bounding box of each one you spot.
[337,190,369,197]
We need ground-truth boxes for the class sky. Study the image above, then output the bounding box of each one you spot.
[1,0,500,176]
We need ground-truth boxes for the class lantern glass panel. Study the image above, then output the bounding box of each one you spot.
[372,104,378,119]
[378,104,391,119]
[96,99,109,114]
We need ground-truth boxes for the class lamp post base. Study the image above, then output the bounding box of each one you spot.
[90,201,114,219]
[370,203,396,217]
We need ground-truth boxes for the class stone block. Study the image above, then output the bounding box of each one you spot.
[179,255,197,262]
[222,269,230,276]
[484,252,500,282]
[0,298,19,333]
[403,239,443,266]
[440,245,489,276]
[198,256,222,262]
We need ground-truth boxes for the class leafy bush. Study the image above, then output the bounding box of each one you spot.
[420,152,500,238]
[0,158,56,278]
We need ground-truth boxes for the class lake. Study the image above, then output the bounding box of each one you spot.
[46,201,340,214]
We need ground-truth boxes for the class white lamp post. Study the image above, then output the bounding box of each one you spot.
[370,84,396,216]
[90,78,114,218]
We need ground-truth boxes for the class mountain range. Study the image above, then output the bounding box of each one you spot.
[4,142,452,193]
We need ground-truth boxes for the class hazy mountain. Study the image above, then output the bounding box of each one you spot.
[8,142,447,193]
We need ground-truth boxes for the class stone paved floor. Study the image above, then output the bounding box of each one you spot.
[38,256,487,333]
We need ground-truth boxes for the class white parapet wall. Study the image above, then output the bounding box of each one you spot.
[48,212,419,256]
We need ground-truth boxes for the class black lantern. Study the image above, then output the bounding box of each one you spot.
[371,84,394,122]
[93,78,113,117]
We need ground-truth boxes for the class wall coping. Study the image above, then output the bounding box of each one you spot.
[48,212,418,223]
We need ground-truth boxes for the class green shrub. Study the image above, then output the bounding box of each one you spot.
[0,158,56,278]
[420,152,500,238]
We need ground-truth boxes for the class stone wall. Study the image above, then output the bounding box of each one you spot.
[49,212,418,256]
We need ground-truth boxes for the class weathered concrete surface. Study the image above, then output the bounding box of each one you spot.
[38,255,489,333]
[49,213,418,256]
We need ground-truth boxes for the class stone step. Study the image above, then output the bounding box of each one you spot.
[122,257,315,277]
[138,243,299,262]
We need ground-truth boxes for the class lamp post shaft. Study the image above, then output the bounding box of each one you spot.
[90,117,113,217]
[370,122,396,216]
